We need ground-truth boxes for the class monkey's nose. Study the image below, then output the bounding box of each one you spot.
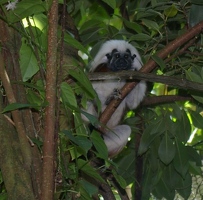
[117,59,128,69]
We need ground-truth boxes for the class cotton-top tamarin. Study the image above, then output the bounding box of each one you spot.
[84,40,146,157]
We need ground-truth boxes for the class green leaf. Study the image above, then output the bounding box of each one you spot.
[80,110,100,126]
[26,89,43,106]
[148,116,166,135]
[74,112,88,136]
[176,173,192,199]
[141,166,153,200]
[2,103,40,113]
[191,95,203,104]
[154,178,175,200]
[189,161,202,175]
[112,169,127,189]
[64,33,89,55]
[79,19,103,33]
[24,14,48,52]
[69,68,101,113]
[142,19,160,33]
[173,140,188,178]
[138,126,159,155]
[175,110,191,142]
[79,180,98,196]
[151,55,166,70]
[186,146,202,166]
[190,110,203,129]
[122,19,142,33]
[78,159,105,183]
[62,130,92,153]
[101,0,116,9]
[130,33,151,41]
[69,68,96,99]
[164,4,178,18]
[7,0,47,23]
[158,134,175,165]
[180,111,191,142]
[20,38,39,81]
[60,82,77,108]
[90,130,108,159]
[114,147,135,185]
[186,71,203,83]
[162,165,180,191]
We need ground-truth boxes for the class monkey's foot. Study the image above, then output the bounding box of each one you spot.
[105,88,122,105]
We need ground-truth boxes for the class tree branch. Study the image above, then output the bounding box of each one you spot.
[141,95,192,106]
[89,71,203,92]
[99,20,203,125]
[0,54,32,170]
[41,0,58,199]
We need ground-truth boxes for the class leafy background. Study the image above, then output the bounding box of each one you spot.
[1,0,203,199]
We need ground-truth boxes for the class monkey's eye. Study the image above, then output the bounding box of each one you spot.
[124,55,128,59]
[115,54,120,58]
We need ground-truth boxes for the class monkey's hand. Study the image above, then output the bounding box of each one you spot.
[105,88,122,105]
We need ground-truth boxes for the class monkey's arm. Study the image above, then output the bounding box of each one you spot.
[125,80,146,110]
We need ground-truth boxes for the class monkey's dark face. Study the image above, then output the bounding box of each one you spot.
[106,49,136,72]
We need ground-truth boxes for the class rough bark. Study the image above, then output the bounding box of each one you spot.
[40,0,58,199]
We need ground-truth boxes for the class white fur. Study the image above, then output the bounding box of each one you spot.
[85,40,146,157]
[90,40,142,71]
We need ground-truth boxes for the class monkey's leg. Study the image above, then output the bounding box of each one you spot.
[103,125,131,157]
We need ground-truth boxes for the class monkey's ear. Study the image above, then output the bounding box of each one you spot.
[131,54,136,60]
[106,53,112,61]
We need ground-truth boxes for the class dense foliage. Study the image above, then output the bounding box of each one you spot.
[0,0,203,199]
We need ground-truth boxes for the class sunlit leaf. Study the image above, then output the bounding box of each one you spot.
[20,38,39,81]
[190,110,203,128]
[164,4,178,18]
[7,0,47,23]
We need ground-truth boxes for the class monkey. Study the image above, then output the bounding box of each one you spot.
[83,40,147,157]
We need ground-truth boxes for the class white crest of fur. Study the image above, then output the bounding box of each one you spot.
[90,40,142,71]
